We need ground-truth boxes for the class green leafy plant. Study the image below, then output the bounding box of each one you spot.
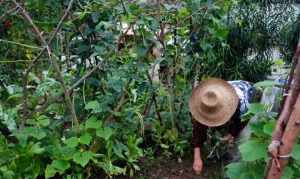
[0,0,298,178]
[226,82,300,179]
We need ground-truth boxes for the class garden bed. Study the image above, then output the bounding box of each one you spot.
[117,156,226,179]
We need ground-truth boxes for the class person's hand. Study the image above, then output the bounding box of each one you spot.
[193,158,203,175]
[220,133,234,143]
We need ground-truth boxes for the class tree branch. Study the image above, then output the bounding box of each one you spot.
[269,44,300,146]
[11,0,51,56]
[10,0,50,122]
[266,93,300,179]
[69,62,103,92]
[146,73,162,123]
[105,92,128,124]
[15,0,78,128]
[0,6,18,21]
[266,43,300,178]
[104,81,132,124]
[20,0,75,74]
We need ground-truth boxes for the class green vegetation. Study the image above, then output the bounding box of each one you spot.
[0,0,298,178]
[226,82,300,179]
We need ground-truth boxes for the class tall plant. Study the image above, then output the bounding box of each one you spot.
[0,0,299,178]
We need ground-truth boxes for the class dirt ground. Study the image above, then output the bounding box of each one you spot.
[117,156,226,179]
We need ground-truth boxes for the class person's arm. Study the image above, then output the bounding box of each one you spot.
[193,147,203,174]
[191,118,208,174]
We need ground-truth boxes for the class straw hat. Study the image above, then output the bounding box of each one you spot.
[189,78,239,127]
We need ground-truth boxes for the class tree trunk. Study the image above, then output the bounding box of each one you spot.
[266,93,300,179]
[265,43,300,178]
[270,44,300,145]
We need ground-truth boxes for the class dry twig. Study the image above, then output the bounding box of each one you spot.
[0,6,18,21]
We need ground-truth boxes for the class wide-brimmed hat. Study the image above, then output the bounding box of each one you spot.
[189,78,239,127]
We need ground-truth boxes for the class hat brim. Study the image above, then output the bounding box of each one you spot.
[189,78,239,127]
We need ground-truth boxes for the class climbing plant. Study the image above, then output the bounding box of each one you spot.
[0,0,298,178]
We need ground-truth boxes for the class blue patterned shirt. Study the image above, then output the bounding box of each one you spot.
[228,80,253,115]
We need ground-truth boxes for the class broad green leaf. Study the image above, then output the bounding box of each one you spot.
[226,162,264,179]
[73,151,94,167]
[291,144,300,160]
[247,103,265,114]
[56,146,76,161]
[226,162,246,179]
[64,137,79,148]
[249,121,266,137]
[30,142,45,154]
[79,133,92,145]
[45,165,57,179]
[39,119,50,127]
[23,127,46,140]
[282,166,294,179]
[85,101,101,113]
[96,127,113,140]
[85,116,101,129]
[51,160,70,172]
[254,80,275,88]
[239,139,267,161]
[0,166,14,179]
[7,93,22,101]
[37,116,50,127]
[263,120,276,136]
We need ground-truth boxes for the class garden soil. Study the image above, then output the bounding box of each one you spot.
[116,156,226,179]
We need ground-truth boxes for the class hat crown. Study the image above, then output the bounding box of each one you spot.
[189,78,239,127]
[201,90,220,109]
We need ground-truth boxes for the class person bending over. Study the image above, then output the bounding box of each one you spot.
[189,78,260,174]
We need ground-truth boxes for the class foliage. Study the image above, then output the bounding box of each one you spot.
[189,0,297,82]
[0,0,298,178]
[226,82,300,179]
